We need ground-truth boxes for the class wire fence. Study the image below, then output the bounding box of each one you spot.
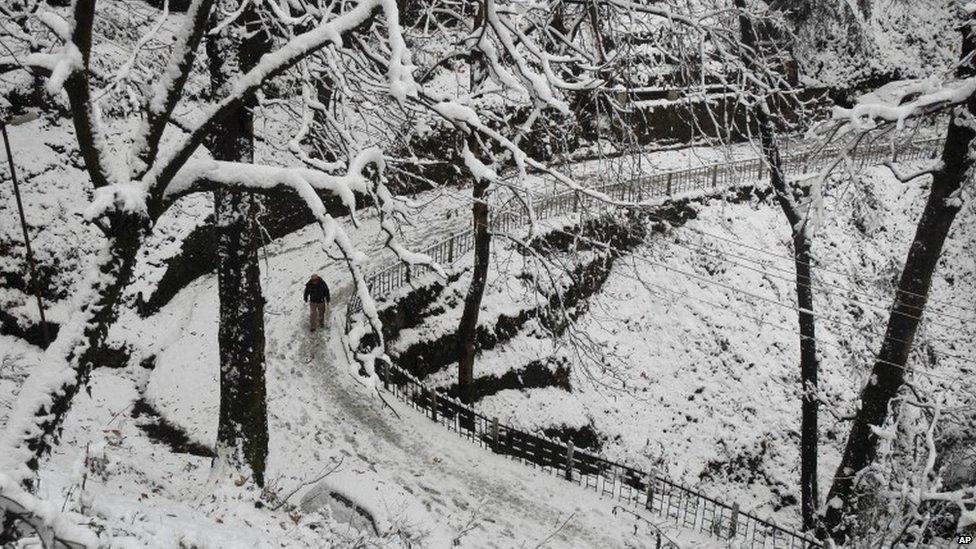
[344,135,946,548]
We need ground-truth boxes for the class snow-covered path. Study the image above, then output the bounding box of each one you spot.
[95,187,718,546]
[263,226,716,546]
[280,298,710,546]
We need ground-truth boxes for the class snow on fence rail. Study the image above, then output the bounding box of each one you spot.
[344,136,944,548]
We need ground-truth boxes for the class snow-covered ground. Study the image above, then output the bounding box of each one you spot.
[2,107,969,546]
[0,206,721,546]
[0,116,213,328]
[411,165,976,529]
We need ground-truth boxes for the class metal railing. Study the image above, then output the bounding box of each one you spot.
[349,136,942,316]
[344,136,945,548]
[375,360,821,548]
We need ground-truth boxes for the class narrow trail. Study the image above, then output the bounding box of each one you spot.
[186,210,711,546]
[286,285,709,546]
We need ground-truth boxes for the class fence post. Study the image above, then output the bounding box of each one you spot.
[565,441,575,481]
[430,389,438,422]
[892,145,900,164]
[382,360,390,390]
[666,172,672,195]
[448,237,455,263]
[656,531,661,549]
[711,165,718,188]
[406,266,412,285]
[729,502,740,539]
[645,471,655,511]
[491,417,500,450]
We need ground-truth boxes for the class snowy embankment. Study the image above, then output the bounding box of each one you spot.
[0,116,212,333]
[394,165,975,530]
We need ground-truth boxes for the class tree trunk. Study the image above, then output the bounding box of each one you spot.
[455,42,490,407]
[794,232,819,531]
[736,0,820,531]
[205,0,270,486]
[456,177,490,405]
[18,215,144,477]
[821,32,974,541]
[213,190,268,485]
[763,115,821,533]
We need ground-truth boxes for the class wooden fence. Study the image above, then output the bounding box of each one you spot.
[345,136,945,548]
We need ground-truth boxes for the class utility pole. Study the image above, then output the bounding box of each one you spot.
[1,115,50,346]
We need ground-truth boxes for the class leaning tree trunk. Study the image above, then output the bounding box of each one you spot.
[736,0,820,531]
[456,177,490,405]
[821,32,974,542]
[0,216,143,545]
[2,212,145,486]
[205,0,270,486]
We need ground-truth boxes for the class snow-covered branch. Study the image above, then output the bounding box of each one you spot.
[162,152,380,217]
[145,0,392,198]
[57,0,115,190]
[0,475,99,548]
[832,76,976,131]
[129,0,215,179]
[884,160,944,183]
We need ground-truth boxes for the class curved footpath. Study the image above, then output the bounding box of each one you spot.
[127,192,710,546]
[299,294,703,546]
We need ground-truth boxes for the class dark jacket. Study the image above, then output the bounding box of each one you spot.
[304,278,331,303]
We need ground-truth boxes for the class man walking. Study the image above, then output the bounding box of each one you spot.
[303,273,331,332]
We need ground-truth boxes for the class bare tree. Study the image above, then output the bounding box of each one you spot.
[560,0,823,530]
[455,16,489,405]
[455,148,490,405]
[733,0,821,531]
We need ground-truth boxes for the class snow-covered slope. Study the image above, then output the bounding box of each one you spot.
[406,165,975,529]
[0,117,212,330]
